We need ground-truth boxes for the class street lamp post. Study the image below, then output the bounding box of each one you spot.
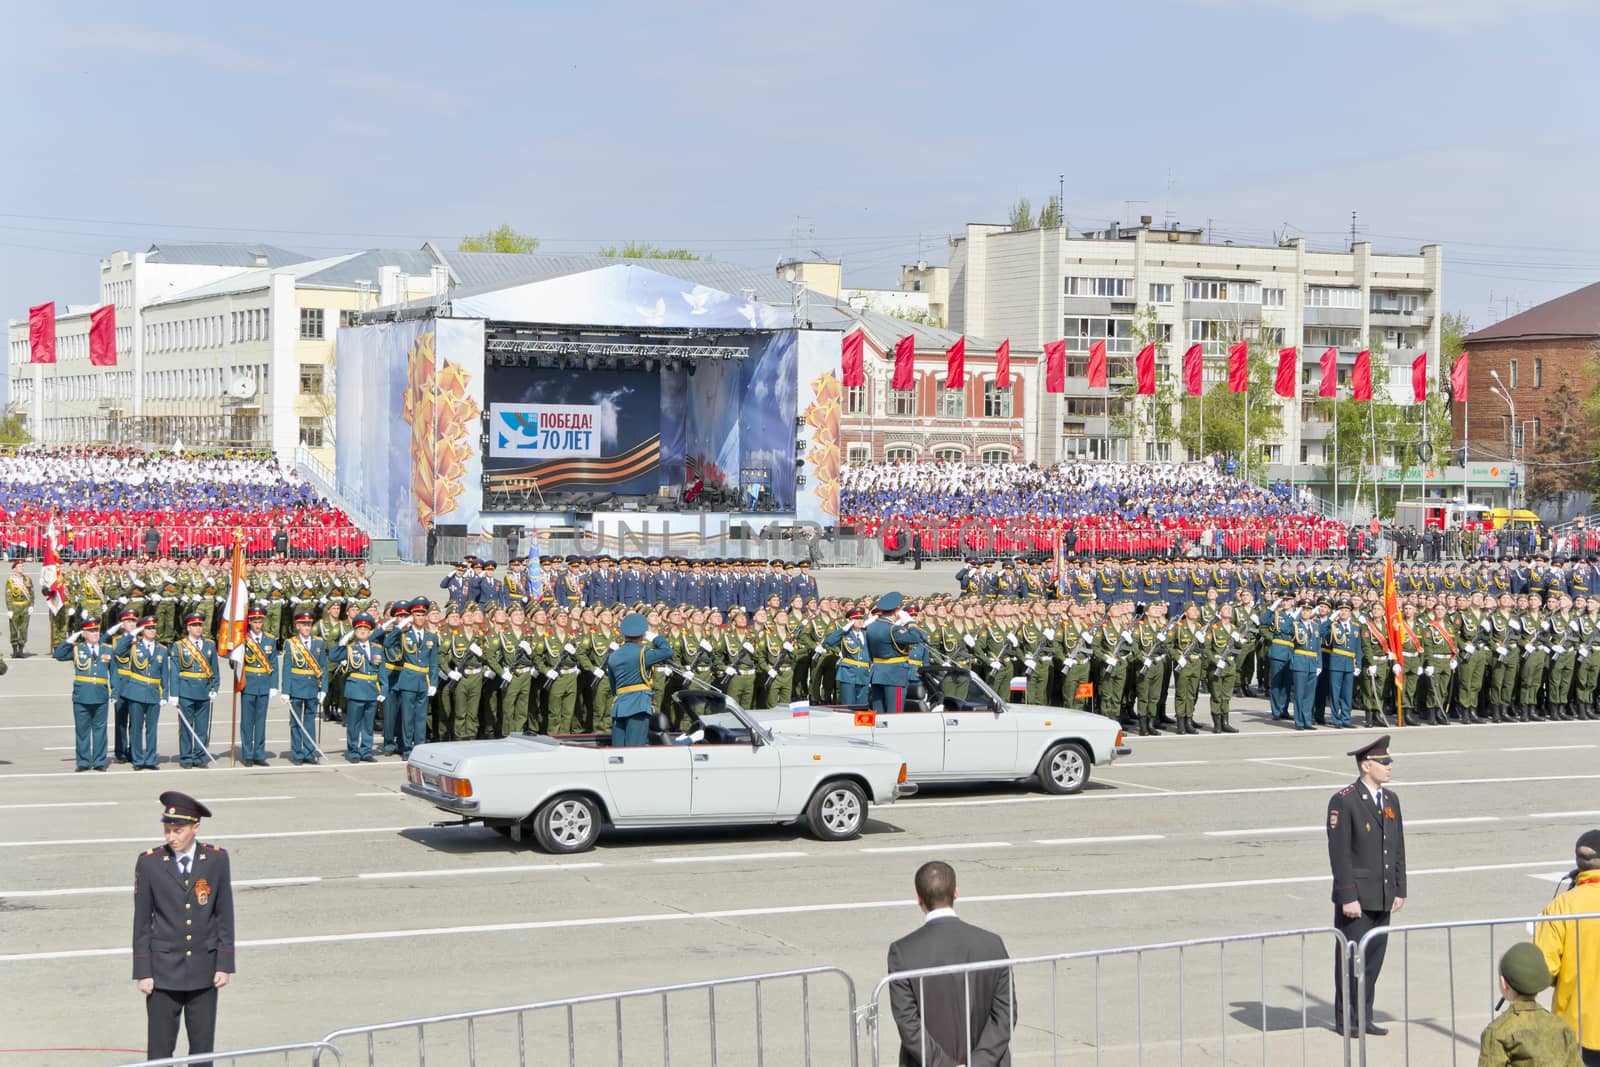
[1489,370,1517,508]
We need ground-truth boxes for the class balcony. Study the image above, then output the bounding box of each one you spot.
[1303,306,1363,328]
[1369,307,1430,329]
[1183,299,1262,323]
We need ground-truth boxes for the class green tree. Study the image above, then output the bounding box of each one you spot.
[0,414,30,446]
[458,224,539,253]
[1175,333,1284,481]
[597,241,700,260]
[1037,194,1062,229]
[1112,306,1178,450]
[1007,198,1034,231]
[1527,373,1595,520]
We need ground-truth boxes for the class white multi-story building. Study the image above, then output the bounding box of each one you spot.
[948,218,1443,477]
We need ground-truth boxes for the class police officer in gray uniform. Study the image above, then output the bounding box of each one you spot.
[133,791,235,1065]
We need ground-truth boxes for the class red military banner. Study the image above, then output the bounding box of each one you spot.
[1134,343,1155,395]
[1183,343,1203,397]
[1319,347,1338,398]
[28,302,56,364]
[1450,352,1468,401]
[945,335,965,390]
[1087,339,1108,388]
[1044,340,1066,393]
[1352,349,1373,401]
[995,338,1010,387]
[1412,352,1428,403]
[1274,346,1297,398]
[892,335,915,391]
[89,305,118,366]
[840,329,864,387]
[1226,341,1247,394]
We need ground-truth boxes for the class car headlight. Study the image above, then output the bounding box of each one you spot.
[898,763,908,785]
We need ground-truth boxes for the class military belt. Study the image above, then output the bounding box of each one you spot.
[1293,649,1319,657]
[402,663,430,673]
[75,674,111,686]
[348,672,378,682]
[876,656,907,664]
[179,670,210,679]
[615,683,650,696]
[840,658,870,667]
[1272,638,1293,647]
[1331,648,1356,658]
[290,668,318,676]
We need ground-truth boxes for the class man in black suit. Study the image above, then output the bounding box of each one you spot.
[886,861,1013,1067]
[133,791,235,1066]
[1327,735,1406,1037]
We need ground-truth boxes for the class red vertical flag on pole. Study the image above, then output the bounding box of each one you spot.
[88,306,118,366]
[1274,347,1297,398]
[1352,349,1373,401]
[41,518,66,616]
[1412,352,1428,402]
[945,336,965,389]
[1182,343,1203,397]
[1086,339,1108,388]
[1044,340,1066,394]
[892,335,915,391]
[839,329,864,387]
[1134,343,1156,395]
[1226,342,1248,393]
[995,339,1011,388]
[1318,347,1338,398]
[1384,557,1405,725]
[28,302,56,364]
[1450,352,1468,401]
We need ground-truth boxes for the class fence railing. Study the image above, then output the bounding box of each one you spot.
[315,965,858,1067]
[116,1040,343,1066]
[1352,910,1600,1066]
[863,926,1352,1067]
[0,524,370,560]
[294,444,397,540]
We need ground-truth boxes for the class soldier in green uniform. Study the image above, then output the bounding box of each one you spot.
[1018,609,1053,707]
[1131,602,1169,735]
[1394,602,1425,723]
[1487,593,1523,723]
[1058,603,1096,711]
[759,617,798,708]
[1546,594,1580,721]
[1418,602,1457,726]
[1094,601,1135,723]
[1204,601,1244,733]
[540,617,583,734]
[719,614,762,710]
[579,623,616,733]
[1516,597,1551,722]
[1454,592,1493,724]
[1477,942,1581,1067]
[1574,598,1600,721]
[1168,603,1207,736]
[6,560,33,656]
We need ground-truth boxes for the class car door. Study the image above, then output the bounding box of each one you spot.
[941,706,1019,777]
[689,740,782,817]
[602,747,693,821]
[866,710,948,777]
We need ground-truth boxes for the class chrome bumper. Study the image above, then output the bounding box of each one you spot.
[895,781,920,798]
[401,782,480,812]
[1114,746,1133,759]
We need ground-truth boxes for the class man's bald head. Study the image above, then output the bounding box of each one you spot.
[914,861,957,911]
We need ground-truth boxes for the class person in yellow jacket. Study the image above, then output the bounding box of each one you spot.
[1535,828,1600,1063]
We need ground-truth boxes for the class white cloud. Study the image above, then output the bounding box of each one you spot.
[1191,0,1587,29]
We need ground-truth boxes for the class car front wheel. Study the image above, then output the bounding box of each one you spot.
[1038,742,1090,795]
[805,780,868,841]
[532,794,601,853]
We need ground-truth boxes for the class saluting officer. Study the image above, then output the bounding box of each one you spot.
[133,791,235,1065]
[864,591,924,715]
[1327,735,1406,1037]
[605,612,676,746]
[55,616,113,771]
[383,598,439,756]
[824,608,872,706]
[1290,601,1324,731]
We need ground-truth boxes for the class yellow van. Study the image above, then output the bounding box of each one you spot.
[1488,507,1541,530]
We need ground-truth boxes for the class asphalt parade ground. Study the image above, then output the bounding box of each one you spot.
[2,563,1597,1065]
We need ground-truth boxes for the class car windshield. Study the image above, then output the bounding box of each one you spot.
[923,660,1005,708]
[669,669,774,743]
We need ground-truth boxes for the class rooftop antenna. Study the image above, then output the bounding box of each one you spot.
[1164,169,1175,227]
[1059,173,1066,236]
[1349,211,1358,251]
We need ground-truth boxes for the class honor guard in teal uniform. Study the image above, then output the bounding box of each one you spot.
[383,598,439,757]
[1325,601,1361,728]
[1290,601,1324,730]
[115,617,169,769]
[134,792,235,1065]
[165,614,219,767]
[230,607,278,766]
[865,592,924,714]
[823,609,872,706]
[1266,599,1296,720]
[278,612,329,765]
[331,613,386,762]
[605,612,676,746]
[56,617,112,771]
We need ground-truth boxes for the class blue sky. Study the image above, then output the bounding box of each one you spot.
[3,0,1597,330]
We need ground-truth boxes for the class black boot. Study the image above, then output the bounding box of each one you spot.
[1210,717,1221,734]
[1221,713,1239,734]
[1587,704,1600,721]
[1373,709,1391,728]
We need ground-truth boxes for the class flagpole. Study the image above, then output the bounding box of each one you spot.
[1370,397,1380,519]
[1243,369,1250,483]
[1333,396,1340,520]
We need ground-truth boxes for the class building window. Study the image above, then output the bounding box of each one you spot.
[1189,319,1241,356]
[846,444,870,465]
[339,310,359,328]
[936,384,964,418]
[1262,288,1285,308]
[298,417,324,448]
[933,447,965,462]
[1514,424,1524,449]
[1534,358,1542,388]
[981,449,1011,465]
[844,385,864,415]
[1186,279,1262,304]
[1063,316,1135,353]
[1305,286,1361,308]
[889,389,915,417]
[885,446,916,463]
[1149,283,1173,304]
[1065,276,1135,298]
[299,364,324,394]
[984,379,1014,418]
[1303,327,1361,351]
[1509,360,1518,389]
[1148,442,1172,462]
[300,308,325,339]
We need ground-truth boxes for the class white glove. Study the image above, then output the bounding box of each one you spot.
[317,691,326,703]
[545,670,557,680]
[989,660,1002,671]
[68,631,82,644]
[1121,630,1132,641]
[1107,656,1119,667]
[700,640,713,651]
[396,616,411,630]
[163,696,178,707]
[591,668,604,678]
[1496,645,1508,656]
[782,642,794,652]
[1464,643,1476,655]
[1142,658,1153,668]
[1425,666,1434,677]
[448,670,462,681]
[1008,634,1020,646]
[501,671,512,683]
[564,642,576,654]
[1024,658,1037,671]
[1449,658,1457,670]
[1510,619,1523,632]
[723,667,736,676]
[743,641,755,652]
[376,693,385,703]
[1393,663,1403,677]
[1065,657,1077,668]
[963,634,976,648]
[469,643,482,658]
[609,642,620,651]
[1044,628,1055,639]
[428,685,437,696]
[767,668,778,678]
[268,687,279,700]
[1367,665,1377,678]
[277,691,289,704]
[339,630,355,646]
[1315,667,1322,677]
[518,641,532,655]
[1177,655,1188,668]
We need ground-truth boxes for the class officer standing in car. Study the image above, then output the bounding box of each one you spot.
[604,612,675,746]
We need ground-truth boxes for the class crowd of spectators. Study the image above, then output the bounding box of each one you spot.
[0,446,367,559]
[838,459,1347,559]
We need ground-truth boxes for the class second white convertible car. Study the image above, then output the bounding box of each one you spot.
[751,663,1131,794]
[403,676,916,854]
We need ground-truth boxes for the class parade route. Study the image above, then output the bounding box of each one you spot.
[3,602,1597,1064]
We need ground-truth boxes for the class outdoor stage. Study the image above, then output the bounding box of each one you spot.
[333,263,843,561]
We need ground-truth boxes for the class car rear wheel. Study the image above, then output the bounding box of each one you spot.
[532,794,601,854]
[805,780,868,841]
[1038,742,1090,794]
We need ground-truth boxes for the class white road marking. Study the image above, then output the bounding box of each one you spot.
[0,801,118,811]
[859,840,1013,854]
[1204,825,1320,837]
[1409,816,1500,827]
[1093,777,1174,793]
[1247,754,1333,762]
[0,762,392,781]
[354,791,403,798]
[0,825,423,849]
[0,876,324,899]
[1529,810,1600,819]
[0,857,1568,964]
[1112,760,1211,768]
[653,851,807,864]
[1527,871,1571,884]
[1032,834,1165,846]
[1506,745,1597,752]
[1246,760,1352,778]
[358,863,602,881]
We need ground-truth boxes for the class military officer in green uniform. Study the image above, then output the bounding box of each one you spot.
[1168,603,1208,736]
[6,559,33,656]
[1094,601,1135,723]
[1487,593,1523,723]
[540,618,583,734]
[1546,595,1580,720]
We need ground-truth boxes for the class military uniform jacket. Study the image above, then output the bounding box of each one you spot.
[237,634,278,696]
[112,636,168,704]
[279,635,329,699]
[330,638,388,702]
[384,625,439,692]
[606,637,675,720]
[167,637,220,700]
[132,842,235,989]
[55,638,114,704]
[1326,780,1407,910]
[1476,1001,1581,1067]
[864,618,922,686]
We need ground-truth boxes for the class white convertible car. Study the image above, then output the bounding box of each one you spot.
[750,663,1130,794]
[402,679,916,854]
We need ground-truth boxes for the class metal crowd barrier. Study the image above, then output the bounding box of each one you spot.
[315,965,858,1067]
[1352,910,1600,1067]
[862,926,1352,1067]
[0,524,371,560]
[116,1041,343,1066]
